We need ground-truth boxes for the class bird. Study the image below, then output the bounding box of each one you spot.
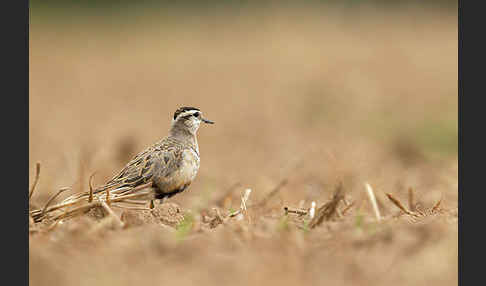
[92,106,214,201]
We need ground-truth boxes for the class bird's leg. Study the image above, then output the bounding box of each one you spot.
[148,198,166,209]
[150,184,168,207]
[159,197,168,205]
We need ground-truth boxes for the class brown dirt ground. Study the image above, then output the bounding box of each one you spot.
[30,6,457,286]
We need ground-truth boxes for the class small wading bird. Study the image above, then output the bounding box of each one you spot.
[97,106,214,200]
[65,106,214,203]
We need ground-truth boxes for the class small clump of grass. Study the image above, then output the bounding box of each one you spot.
[308,181,344,229]
[175,213,195,242]
[301,219,311,233]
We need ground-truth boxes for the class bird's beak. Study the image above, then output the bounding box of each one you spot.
[202,117,215,124]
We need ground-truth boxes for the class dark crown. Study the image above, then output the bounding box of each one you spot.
[173,107,200,120]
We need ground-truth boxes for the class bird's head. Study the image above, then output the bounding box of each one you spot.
[171,106,214,135]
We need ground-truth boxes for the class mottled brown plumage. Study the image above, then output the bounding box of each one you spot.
[93,107,213,200]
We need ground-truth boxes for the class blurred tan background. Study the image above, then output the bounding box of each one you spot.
[30,1,457,286]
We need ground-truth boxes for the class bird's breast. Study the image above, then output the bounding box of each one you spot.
[180,148,200,182]
[161,148,200,192]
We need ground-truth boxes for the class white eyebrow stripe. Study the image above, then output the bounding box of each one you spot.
[178,110,199,118]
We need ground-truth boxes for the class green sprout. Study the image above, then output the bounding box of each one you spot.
[175,213,195,242]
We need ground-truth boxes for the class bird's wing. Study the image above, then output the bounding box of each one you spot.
[98,141,184,193]
[98,149,155,192]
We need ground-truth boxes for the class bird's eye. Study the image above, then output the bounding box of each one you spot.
[193,112,200,117]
